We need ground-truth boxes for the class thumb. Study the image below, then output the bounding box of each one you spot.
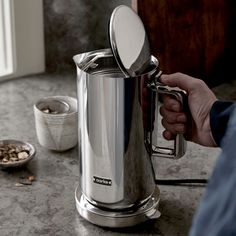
[160,73,196,93]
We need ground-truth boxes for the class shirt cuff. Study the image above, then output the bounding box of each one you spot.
[210,100,235,147]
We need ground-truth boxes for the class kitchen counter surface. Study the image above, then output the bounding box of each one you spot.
[0,73,220,236]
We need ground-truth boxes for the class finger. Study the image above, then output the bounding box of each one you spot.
[161,95,182,112]
[160,73,197,93]
[161,119,186,134]
[160,106,187,124]
[162,130,175,140]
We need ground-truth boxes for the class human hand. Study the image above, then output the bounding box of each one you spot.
[159,73,218,147]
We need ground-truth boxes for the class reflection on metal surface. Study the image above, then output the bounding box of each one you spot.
[74,49,157,210]
[75,186,161,228]
[73,49,186,227]
[109,5,151,77]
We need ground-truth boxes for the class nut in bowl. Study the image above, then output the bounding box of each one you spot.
[37,99,70,114]
[34,96,78,151]
[0,140,36,169]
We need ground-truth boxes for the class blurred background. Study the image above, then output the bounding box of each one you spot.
[43,0,132,72]
[0,0,132,79]
[1,0,236,88]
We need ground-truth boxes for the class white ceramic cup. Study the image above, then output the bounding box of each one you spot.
[34,96,78,151]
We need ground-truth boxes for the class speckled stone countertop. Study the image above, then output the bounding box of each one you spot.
[0,73,220,236]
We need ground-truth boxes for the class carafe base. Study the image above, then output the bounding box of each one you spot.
[75,186,161,228]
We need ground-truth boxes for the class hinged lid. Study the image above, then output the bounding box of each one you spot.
[109,5,151,77]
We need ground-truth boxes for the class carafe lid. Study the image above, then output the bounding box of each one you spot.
[109,5,151,77]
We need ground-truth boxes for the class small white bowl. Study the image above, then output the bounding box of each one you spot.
[34,96,78,151]
[0,140,36,169]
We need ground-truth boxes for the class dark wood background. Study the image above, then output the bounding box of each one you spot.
[134,0,236,87]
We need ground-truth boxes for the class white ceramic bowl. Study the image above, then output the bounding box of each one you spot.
[34,96,78,151]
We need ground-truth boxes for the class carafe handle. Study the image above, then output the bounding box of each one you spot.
[146,72,187,159]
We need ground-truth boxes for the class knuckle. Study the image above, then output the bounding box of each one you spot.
[159,106,165,116]
[161,118,169,129]
[174,72,183,77]
[167,114,176,123]
[162,94,171,104]
[161,118,165,127]
[166,99,179,111]
[175,124,186,133]
[161,109,179,124]
[161,119,177,134]
[193,78,206,88]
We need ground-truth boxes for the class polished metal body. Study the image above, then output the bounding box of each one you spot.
[75,186,161,228]
[74,48,157,210]
[73,49,186,227]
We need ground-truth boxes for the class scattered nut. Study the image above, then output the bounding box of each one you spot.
[28,175,35,182]
[19,179,32,185]
[15,175,36,187]
[15,183,24,187]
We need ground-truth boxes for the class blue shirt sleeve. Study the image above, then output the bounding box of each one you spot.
[189,105,236,236]
[210,101,235,146]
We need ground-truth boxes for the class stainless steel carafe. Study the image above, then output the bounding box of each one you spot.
[74,48,186,227]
